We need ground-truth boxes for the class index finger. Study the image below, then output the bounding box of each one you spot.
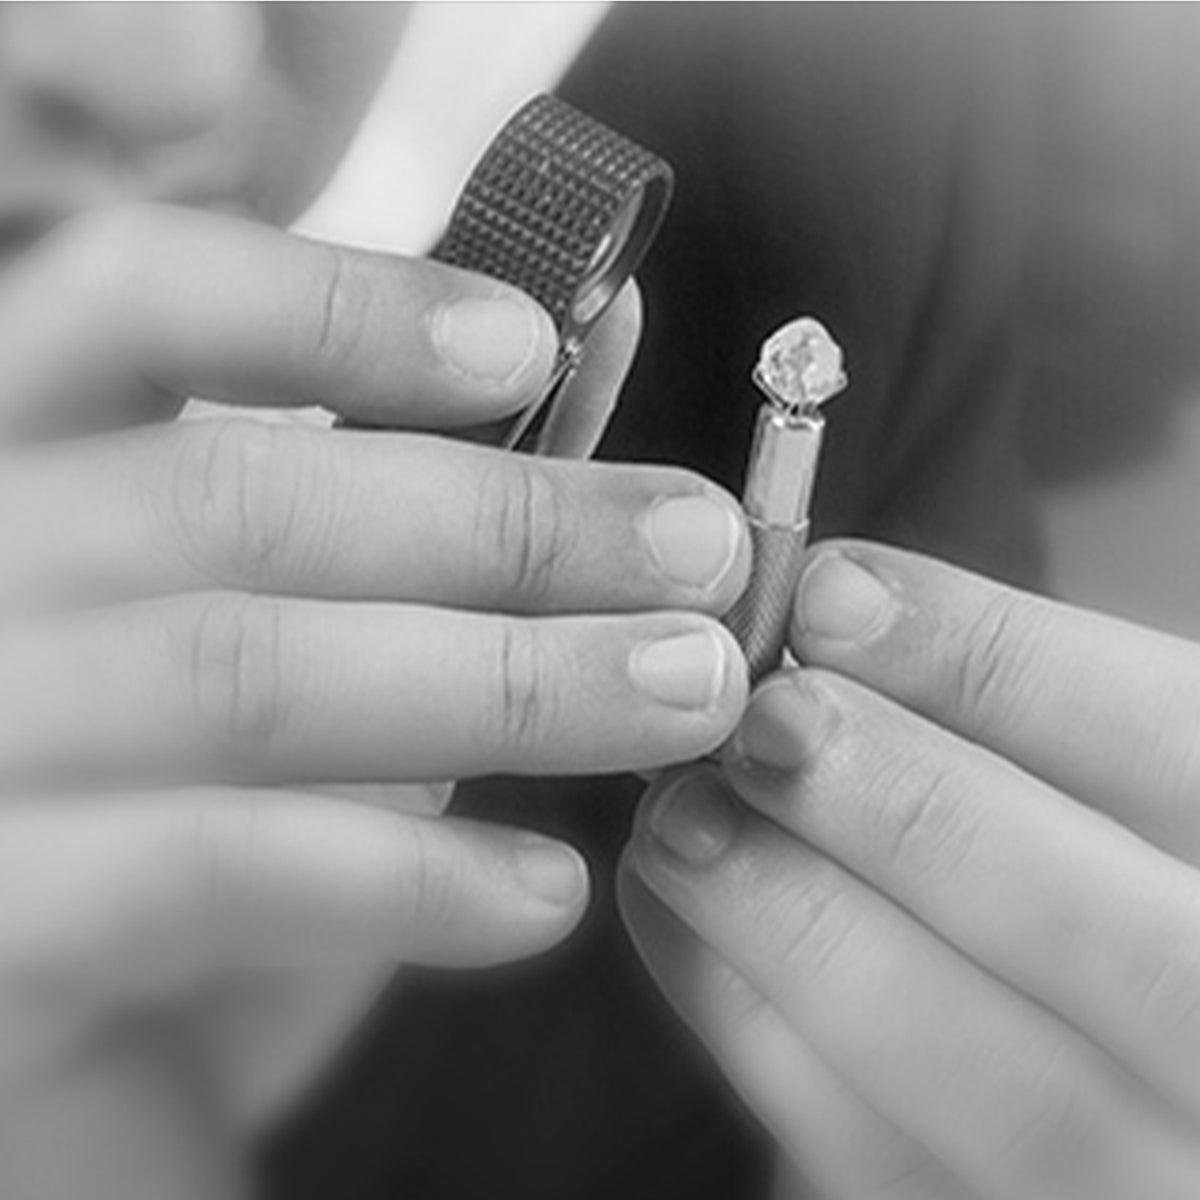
[0,204,558,435]
[788,540,1200,852]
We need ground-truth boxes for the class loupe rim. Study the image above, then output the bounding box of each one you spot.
[562,170,673,342]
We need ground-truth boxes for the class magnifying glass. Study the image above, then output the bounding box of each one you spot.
[432,93,674,454]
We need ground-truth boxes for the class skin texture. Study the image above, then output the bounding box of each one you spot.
[0,205,751,1151]
[625,542,1200,1200]
[0,7,747,1187]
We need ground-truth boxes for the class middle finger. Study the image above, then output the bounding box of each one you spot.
[0,420,749,615]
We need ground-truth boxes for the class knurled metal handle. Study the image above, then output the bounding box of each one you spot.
[723,520,809,683]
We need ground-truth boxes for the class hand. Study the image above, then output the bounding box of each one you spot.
[0,205,751,1133]
[624,540,1200,1200]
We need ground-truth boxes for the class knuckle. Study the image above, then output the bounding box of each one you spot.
[181,594,290,765]
[858,747,980,884]
[751,858,869,986]
[478,459,578,606]
[167,421,307,586]
[995,1040,1103,1186]
[704,958,770,1040]
[396,818,463,936]
[312,246,372,371]
[488,620,561,756]
[859,1127,955,1200]
[951,590,1047,732]
[1121,689,1200,812]
[1132,934,1200,1039]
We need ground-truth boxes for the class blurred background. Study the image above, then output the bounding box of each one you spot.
[1019,6,1200,637]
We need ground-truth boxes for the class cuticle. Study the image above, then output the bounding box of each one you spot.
[839,552,900,642]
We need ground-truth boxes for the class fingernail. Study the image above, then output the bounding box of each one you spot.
[515,836,587,906]
[647,771,738,865]
[629,630,728,711]
[731,675,830,775]
[797,552,893,642]
[431,295,545,384]
[642,494,742,590]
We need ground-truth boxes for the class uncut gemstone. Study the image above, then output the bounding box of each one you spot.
[758,317,845,406]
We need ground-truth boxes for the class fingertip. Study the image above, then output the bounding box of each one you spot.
[428,286,558,408]
[406,821,591,969]
[535,279,641,458]
[607,278,644,341]
[647,621,750,767]
[791,544,896,653]
[713,492,753,614]
[633,475,749,613]
[630,619,749,774]
[489,837,591,962]
[634,765,740,873]
[630,765,715,839]
[710,620,751,732]
[627,618,747,717]
[707,618,751,714]
[724,669,836,781]
[500,285,559,398]
[513,833,590,912]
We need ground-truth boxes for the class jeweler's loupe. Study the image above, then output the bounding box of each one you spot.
[433,94,674,451]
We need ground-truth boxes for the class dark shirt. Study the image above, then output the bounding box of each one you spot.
[265,7,1041,1199]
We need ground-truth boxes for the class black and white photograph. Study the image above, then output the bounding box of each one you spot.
[2,4,1200,1198]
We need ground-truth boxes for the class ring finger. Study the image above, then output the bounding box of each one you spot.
[0,597,747,786]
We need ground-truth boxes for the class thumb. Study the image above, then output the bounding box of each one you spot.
[537,281,642,459]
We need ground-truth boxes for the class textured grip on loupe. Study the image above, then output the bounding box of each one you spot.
[433,93,671,339]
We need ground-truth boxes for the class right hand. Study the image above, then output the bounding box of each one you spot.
[0,205,751,1122]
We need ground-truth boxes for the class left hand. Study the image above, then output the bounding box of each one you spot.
[623,539,1200,1200]
[0,208,680,1151]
